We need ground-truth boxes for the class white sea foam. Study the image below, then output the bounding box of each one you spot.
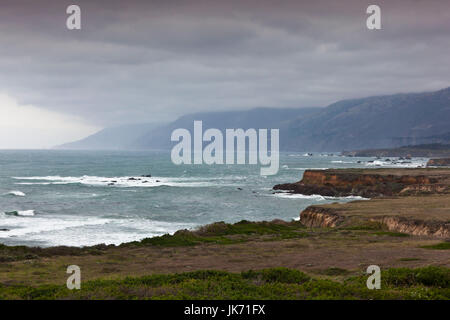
[287,167,329,170]
[273,193,327,200]
[331,160,354,164]
[12,175,222,188]
[17,210,35,216]
[365,159,427,168]
[0,212,197,247]
[272,193,369,201]
[0,215,111,238]
[5,190,26,196]
[330,195,369,201]
[2,210,35,217]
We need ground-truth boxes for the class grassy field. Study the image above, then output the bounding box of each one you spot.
[0,219,449,299]
[316,195,450,222]
[0,266,448,300]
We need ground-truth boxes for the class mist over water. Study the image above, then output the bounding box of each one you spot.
[0,150,427,247]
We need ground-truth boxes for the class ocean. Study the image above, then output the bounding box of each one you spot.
[0,150,428,247]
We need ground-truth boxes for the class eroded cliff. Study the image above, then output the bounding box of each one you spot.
[277,169,450,238]
[300,204,450,238]
[274,168,450,197]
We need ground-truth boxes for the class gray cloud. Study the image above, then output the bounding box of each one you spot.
[0,0,449,129]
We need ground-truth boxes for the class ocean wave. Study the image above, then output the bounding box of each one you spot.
[286,167,329,170]
[365,160,427,168]
[272,193,369,201]
[331,160,354,164]
[329,195,369,200]
[12,175,219,188]
[0,215,111,238]
[4,190,26,196]
[0,214,197,247]
[3,210,35,216]
[273,193,327,200]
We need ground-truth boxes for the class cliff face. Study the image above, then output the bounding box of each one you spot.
[300,206,450,238]
[278,169,450,238]
[374,216,449,238]
[300,206,344,228]
[273,169,448,197]
[301,170,434,186]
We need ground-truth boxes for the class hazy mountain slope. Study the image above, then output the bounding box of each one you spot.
[132,107,320,150]
[56,123,161,150]
[57,87,450,152]
[282,87,450,151]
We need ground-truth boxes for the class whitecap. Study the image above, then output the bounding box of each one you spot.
[287,167,329,170]
[365,159,427,168]
[0,214,197,247]
[5,190,26,197]
[3,210,35,216]
[324,195,369,201]
[272,193,326,200]
[272,193,369,201]
[12,175,219,188]
[331,160,354,164]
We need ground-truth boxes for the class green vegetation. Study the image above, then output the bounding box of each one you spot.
[0,266,448,300]
[242,267,311,284]
[343,221,384,231]
[315,267,351,276]
[372,231,410,237]
[382,266,449,287]
[421,242,450,250]
[124,220,309,247]
[134,231,241,247]
[343,222,410,238]
[0,244,108,262]
[0,220,309,262]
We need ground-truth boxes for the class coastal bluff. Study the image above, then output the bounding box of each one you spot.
[274,168,450,238]
[273,168,450,198]
[300,198,450,238]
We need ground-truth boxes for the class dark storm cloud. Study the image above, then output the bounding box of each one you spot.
[0,0,449,126]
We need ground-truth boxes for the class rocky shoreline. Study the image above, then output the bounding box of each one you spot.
[273,168,450,197]
[427,158,450,167]
[342,144,450,158]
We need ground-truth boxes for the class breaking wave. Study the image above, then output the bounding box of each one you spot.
[272,193,369,201]
[4,190,26,197]
[2,210,35,216]
[12,175,229,188]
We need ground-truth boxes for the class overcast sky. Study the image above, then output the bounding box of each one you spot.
[0,0,449,148]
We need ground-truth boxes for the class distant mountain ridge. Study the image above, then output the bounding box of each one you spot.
[132,107,320,150]
[57,123,161,150]
[57,87,450,151]
[282,87,450,151]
